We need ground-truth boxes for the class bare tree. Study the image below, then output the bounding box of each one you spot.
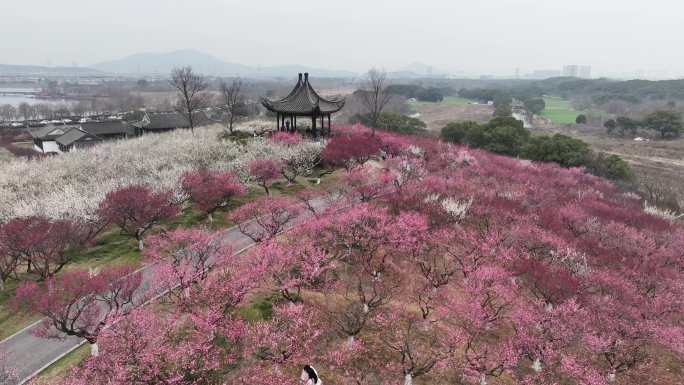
[359,68,392,135]
[219,78,244,134]
[18,102,31,127]
[170,66,209,134]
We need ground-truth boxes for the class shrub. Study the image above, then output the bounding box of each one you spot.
[604,119,617,134]
[521,134,590,168]
[97,185,179,250]
[228,196,301,242]
[180,170,246,220]
[523,98,546,115]
[575,114,588,124]
[586,153,633,182]
[476,125,530,156]
[321,132,382,170]
[440,121,481,144]
[643,110,682,138]
[269,131,303,146]
[248,158,282,195]
[440,118,529,156]
[615,116,640,136]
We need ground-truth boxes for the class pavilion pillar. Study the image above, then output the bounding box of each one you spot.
[276,113,280,131]
[328,115,331,135]
[294,116,297,130]
[312,115,316,137]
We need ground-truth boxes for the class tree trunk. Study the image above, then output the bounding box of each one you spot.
[0,279,4,292]
[90,342,99,357]
[479,374,487,385]
[532,358,542,372]
[138,237,144,251]
[347,335,355,347]
[607,371,616,382]
[404,373,413,385]
[207,212,214,223]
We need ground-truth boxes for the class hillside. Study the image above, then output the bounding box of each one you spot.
[2,124,682,385]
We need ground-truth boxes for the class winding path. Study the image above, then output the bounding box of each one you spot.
[1,196,330,384]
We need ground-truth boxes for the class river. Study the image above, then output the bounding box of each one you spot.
[0,88,76,107]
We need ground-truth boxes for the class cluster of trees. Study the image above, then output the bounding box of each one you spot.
[0,124,323,222]
[0,130,327,294]
[350,112,427,135]
[0,95,151,124]
[533,77,684,106]
[0,103,75,123]
[604,110,682,138]
[458,88,546,118]
[458,88,514,117]
[1,169,238,294]
[13,123,683,385]
[386,84,451,102]
[441,117,633,181]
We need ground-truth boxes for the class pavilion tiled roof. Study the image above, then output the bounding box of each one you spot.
[261,73,345,115]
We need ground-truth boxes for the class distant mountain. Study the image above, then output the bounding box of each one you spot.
[0,64,102,76]
[93,49,252,76]
[92,49,357,78]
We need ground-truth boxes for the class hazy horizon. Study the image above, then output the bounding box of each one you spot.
[1,0,683,78]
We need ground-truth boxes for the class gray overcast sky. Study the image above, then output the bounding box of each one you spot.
[1,0,682,77]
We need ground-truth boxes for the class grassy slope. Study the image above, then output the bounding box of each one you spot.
[32,343,90,384]
[6,168,341,382]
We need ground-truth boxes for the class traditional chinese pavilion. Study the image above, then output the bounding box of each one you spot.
[261,73,345,135]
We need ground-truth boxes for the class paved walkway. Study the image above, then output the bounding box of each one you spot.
[1,196,329,384]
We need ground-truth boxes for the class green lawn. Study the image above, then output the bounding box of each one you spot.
[33,343,90,384]
[439,96,472,105]
[542,96,582,124]
[412,95,472,111]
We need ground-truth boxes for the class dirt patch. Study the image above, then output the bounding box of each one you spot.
[414,102,494,132]
[534,122,684,202]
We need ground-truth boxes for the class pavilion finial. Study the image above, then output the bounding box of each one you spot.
[298,73,303,82]
[304,72,309,82]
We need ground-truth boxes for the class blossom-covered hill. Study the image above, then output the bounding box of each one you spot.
[0,123,321,222]
[19,125,684,385]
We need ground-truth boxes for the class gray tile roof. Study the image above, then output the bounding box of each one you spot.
[81,121,134,136]
[28,125,79,140]
[55,128,101,147]
[131,111,215,131]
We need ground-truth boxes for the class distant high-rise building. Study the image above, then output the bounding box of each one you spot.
[562,65,579,77]
[579,65,591,79]
[563,65,592,78]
